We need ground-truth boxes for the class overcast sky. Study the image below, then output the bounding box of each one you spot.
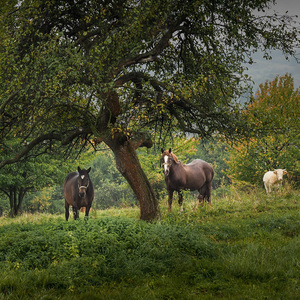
[246,0,300,94]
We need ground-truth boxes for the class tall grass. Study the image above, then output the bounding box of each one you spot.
[0,189,299,299]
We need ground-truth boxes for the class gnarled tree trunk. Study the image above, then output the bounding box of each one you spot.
[105,134,160,221]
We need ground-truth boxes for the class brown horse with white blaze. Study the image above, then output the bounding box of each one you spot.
[161,148,214,211]
[64,167,94,220]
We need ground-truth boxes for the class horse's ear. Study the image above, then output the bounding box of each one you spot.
[169,148,172,153]
[87,167,91,173]
[78,166,81,172]
[161,148,164,153]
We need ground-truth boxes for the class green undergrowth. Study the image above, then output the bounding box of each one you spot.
[0,190,299,299]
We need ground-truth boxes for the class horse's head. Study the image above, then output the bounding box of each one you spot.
[77,166,91,198]
[161,148,178,176]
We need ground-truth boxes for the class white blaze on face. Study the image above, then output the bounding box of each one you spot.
[164,155,169,174]
[81,175,85,179]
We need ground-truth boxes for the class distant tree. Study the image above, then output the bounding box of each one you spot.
[1,1,299,220]
[0,137,83,216]
[228,74,300,185]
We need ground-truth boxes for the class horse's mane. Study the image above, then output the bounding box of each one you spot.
[162,150,179,163]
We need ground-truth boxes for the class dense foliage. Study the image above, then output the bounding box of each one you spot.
[228,74,300,185]
[0,190,299,299]
[1,0,298,152]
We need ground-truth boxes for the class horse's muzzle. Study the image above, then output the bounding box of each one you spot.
[79,191,86,198]
[79,185,88,198]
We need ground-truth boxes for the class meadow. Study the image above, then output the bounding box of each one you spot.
[0,188,299,299]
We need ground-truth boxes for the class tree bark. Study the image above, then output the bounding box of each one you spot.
[105,134,160,221]
[9,187,18,217]
[8,186,27,217]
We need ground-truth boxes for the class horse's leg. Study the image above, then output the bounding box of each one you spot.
[195,182,212,209]
[73,206,79,220]
[207,181,212,205]
[168,189,174,212]
[195,193,204,210]
[178,191,184,212]
[195,185,206,210]
[85,205,91,219]
[65,201,70,221]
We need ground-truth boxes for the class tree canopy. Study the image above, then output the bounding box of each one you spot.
[0,0,299,220]
[228,74,300,185]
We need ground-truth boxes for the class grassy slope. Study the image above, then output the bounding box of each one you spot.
[0,189,299,299]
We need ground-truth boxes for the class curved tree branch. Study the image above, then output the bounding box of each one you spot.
[114,22,181,75]
[0,128,91,169]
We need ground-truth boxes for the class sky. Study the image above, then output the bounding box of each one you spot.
[245,0,300,94]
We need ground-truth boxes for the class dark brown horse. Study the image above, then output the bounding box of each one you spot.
[64,167,94,221]
[161,148,214,211]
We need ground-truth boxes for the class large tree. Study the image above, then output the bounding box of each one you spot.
[0,0,299,220]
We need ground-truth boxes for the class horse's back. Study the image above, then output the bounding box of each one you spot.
[187,159,210,167]
[64,172,78,185]
[186,159,214,181]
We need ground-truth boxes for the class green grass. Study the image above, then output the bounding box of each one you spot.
[0,189,299,299]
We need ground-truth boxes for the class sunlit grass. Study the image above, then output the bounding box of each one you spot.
[0,212,63,227]
[1,188,298,226]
